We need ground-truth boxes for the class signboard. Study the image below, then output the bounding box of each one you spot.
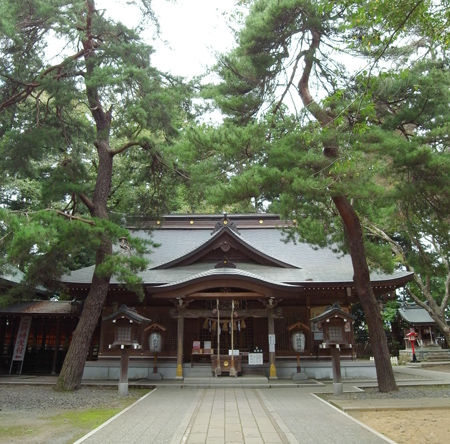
[248,353,263,365]
[228,349,239,356]
[268,334,276,353]
[291,331,305,352]
[10,316,32,374]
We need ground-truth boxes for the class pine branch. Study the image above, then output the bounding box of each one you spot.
[298,30,333,127]
[110,141,142,156]
[272,51,306,117]
[78,193,95,214]
[0,48,88,112]
[53,209,95,225]
[365,223,446,315]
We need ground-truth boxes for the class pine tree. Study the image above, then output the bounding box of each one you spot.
[192,0,447,391]
[0,0,191,390]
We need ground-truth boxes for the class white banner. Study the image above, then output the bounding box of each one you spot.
[12,316,32,361]
[268,333,276,353]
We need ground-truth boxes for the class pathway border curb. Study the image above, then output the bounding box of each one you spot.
[310,393,397,444]
[73,388,158,444]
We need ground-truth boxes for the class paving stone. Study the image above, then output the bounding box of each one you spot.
[75,386,390,444]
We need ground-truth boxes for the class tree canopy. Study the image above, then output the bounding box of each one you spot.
[0,0,448,391]
[0,0,194,389]
[174,0,449,391]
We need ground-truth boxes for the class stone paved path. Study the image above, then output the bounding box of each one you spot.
[77,387,390,444]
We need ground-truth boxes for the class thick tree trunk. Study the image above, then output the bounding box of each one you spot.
[55,254,111,390]
[298,29,397,392]
[56,1,114,389]
[56,144,113,391]
[426,302,450,347]
[333,196,397,392]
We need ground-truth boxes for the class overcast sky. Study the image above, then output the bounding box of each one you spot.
[97,0,240,79]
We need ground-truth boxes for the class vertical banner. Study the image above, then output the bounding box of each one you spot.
[10,316,32,374]
[268,333,276,353]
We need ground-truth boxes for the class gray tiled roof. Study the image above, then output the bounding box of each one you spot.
[103,304,151,323]
[399,305,436,325]
[0,266,48,293]
[0,300,80,315]
[62,227,412,286]
[153,267,297,289]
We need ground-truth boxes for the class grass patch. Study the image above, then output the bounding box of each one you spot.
[0,425,37,439]
[0,388,150,444]
[48,406,124,429]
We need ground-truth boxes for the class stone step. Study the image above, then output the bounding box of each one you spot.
[424,353,450,361]
[183,376,268,385]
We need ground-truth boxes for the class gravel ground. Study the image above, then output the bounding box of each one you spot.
[328,385,450,400]
[0,385,146,411]
[2,383,449,410]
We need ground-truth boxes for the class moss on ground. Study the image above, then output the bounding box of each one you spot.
[0,388,149,444]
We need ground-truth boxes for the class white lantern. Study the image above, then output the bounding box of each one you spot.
[149,331,162,353]
[291,331,305,353]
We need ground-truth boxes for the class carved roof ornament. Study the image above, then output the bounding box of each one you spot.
[214,256,237,268]
[212,212,240,235]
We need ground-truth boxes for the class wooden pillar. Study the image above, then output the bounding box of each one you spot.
[0,317,6,356]
[215,298,221,376]
[51,319,61,375]
[229,299,236,377]
[306,296,313,355]
[267,305,277,379]
[176,307,185,379]
[41,318,47,351]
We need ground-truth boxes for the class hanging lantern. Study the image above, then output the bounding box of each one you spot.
[149,331,163,353]
[291,331,306,353]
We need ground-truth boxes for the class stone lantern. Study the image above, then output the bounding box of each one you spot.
[103,305,151,395]
[310,303,354,394]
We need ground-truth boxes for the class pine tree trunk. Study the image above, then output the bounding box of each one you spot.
[297,30,397,392]
[56,144,113,390]
[56,145,113,391]
[434,317,450,348]
[55,260,111,391]
[56,1,115,391]
[333,196,397,392]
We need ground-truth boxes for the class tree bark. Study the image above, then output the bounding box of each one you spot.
[56,142,113,391]
[298,29,397,392]
[333,197,397,392]
[56,0,115,391]
[55,256,111,390]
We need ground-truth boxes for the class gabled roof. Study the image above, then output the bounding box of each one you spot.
[61,214,414,291]
[153,225,296,269]
[399,304,435,325]
[310,303,354,323]
[103,304,151,323]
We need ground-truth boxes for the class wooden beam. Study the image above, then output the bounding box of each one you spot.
[169,308,283,319]
[188,291,263,298]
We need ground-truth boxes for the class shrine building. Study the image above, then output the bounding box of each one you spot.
[1,214,413,379]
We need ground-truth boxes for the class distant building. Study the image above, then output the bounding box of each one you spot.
[398,302,450,363]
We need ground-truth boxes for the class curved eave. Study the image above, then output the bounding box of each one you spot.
[148,269,299,295]
[288,271,414,289]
